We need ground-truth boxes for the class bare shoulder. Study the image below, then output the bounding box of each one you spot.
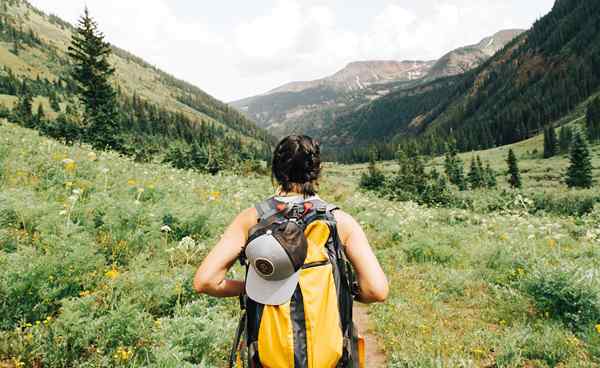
[238,207,258,226]
[332,210,360,243]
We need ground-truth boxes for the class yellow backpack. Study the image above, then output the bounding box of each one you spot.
[230,197,361,368]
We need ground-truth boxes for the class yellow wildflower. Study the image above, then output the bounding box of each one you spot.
[79,290,91,297]
[127,179,137,186]
[596,324,600,334]
[62,158,76,172]
[547,239,557,248]
[471,347,486,356]
[87,152,97,161]
[499,233,509,241]
[114,346,134,362]
[105,268,120,280]
[11,357,24,368]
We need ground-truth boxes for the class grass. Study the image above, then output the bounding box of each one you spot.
[1,120,599,367]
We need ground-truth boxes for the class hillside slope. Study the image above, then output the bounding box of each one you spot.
[0,0,273,159]
[426,29,524,80]
[232,30,522,140]
[326,0,600,160]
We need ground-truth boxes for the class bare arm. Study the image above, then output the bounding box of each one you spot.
[193,207,257,297]
[334,210,389,304]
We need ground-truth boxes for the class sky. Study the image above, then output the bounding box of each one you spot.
[28,0,555,102]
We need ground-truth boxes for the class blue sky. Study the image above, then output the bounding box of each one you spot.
[28,0,555,101]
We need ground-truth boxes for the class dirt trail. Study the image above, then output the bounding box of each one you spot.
[354,304,387,367]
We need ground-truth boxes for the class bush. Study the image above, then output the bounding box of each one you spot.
[523,266,600,330]
[403,238,456,265]
[359,158,386,191]
[530,191,598,217]
[0,237,105,330]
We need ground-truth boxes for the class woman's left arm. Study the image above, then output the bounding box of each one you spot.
[193,207,257,297]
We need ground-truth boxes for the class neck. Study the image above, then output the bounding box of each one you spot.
[277,191,303,197]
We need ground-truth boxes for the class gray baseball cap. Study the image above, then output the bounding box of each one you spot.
[245,221,308,305]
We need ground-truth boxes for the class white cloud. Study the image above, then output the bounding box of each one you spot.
[28,0,554,101]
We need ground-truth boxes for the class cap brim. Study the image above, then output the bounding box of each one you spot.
[246,266,300,306]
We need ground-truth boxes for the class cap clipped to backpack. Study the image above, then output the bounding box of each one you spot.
[245,220,308,305]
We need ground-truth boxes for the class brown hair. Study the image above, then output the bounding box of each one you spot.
[271,135,321,196]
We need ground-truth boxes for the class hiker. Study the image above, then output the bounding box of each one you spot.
[193,135,388,368]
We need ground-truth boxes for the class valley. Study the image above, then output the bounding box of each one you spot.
[1,0,600,367]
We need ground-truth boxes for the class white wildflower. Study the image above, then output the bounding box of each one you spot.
[160,225,172,233]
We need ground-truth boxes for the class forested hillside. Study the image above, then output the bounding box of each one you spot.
[0,0,273,171]
[233,30,522,142]
[327,0,600,162]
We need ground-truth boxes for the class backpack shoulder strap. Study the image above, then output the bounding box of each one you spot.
[255,196,279,222]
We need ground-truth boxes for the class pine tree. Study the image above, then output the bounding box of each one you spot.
[35,103,45,125]
[67,8,121,150]
[507,149,522,189]
[467,157,484,189]
[14,91,33,127]
[484,162,497,189]
[559,125,573,153]
[586,97,600,143]
[566,130,593,188]
[360,152,386,191]
[543,126,559,158]
[444,147,466,190]
[49,92,61,112]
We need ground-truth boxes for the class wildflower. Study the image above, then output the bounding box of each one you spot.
[547,239,557,248]
[596,324,600,334]
[87,152,97,161]
[178,236,196,249]
[100,167,109,174]
[160,225,172,233]
[65,181,73,187]
[62,158,76,172]
[59,210,67,216]
[137,187,145,193]
[127,179,137,186]
[499,233,509,241]
[471,347,486,356]
[79,290,91,297]
[114,346,134,362]
[11,357,24,368]
[105,268,120,280]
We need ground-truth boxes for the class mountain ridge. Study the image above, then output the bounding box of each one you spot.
[323,0,600,162]
[231,28,524,139]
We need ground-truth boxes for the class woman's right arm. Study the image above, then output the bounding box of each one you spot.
[334,210,389,304]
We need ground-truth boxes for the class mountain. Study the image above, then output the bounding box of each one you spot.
[324,0,600,162]
[268,60,435,95]
[232,30,523,140]
[0,0,273,165]
[426,29,524,80]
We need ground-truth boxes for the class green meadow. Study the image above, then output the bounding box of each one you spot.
[1,120,600,367]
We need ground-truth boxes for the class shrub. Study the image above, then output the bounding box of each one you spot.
[359,158,386,191]
[0,237,105,330]
[530,191,598,217]
[523,266,600,330]
[403,238,456,265]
